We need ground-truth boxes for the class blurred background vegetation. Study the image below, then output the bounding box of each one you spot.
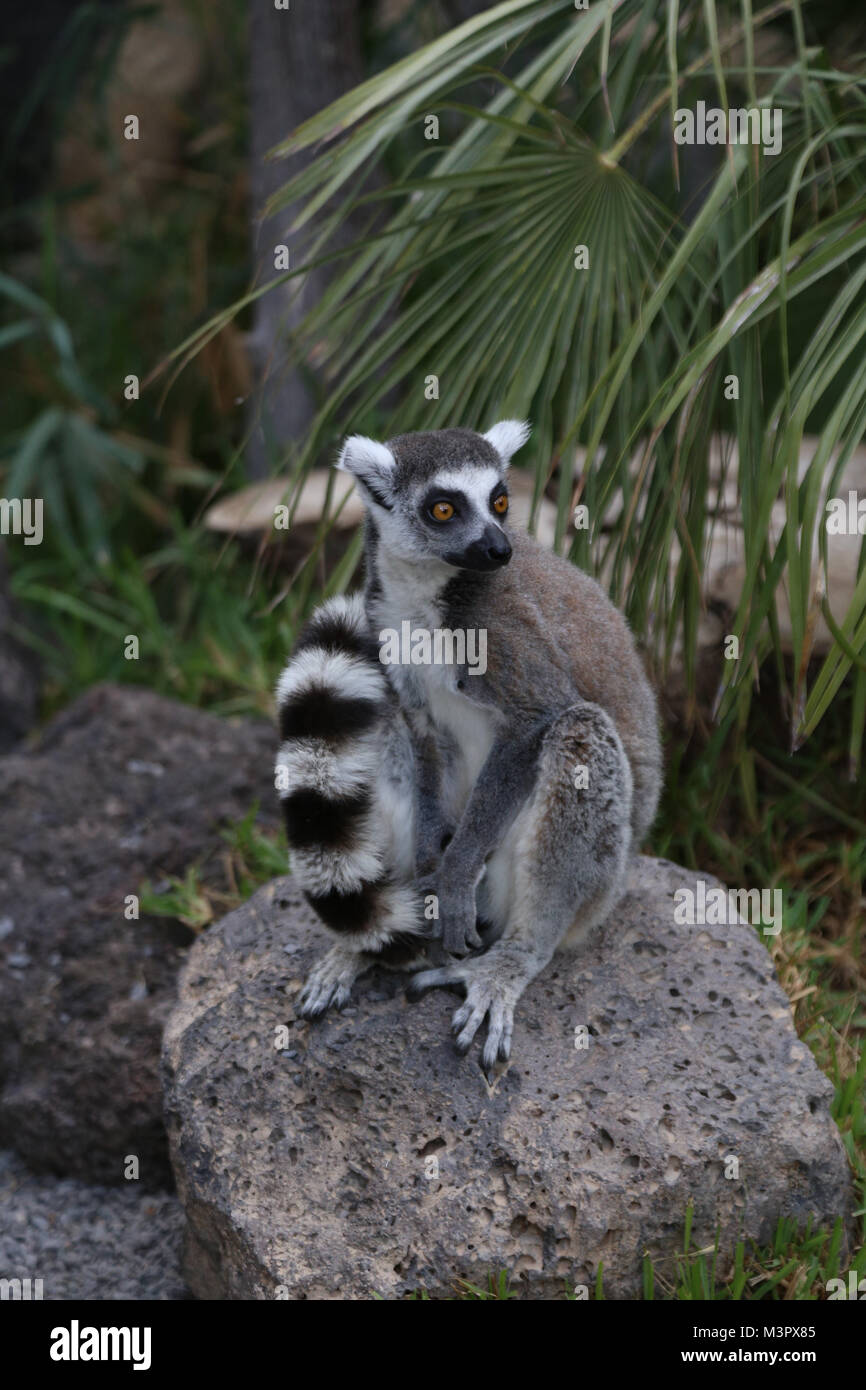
[1,0,865,1295]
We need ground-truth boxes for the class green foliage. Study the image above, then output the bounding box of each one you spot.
[10,521,299,718]
[1,0,250,559]
[167,0,866,762]
[139,865,215,931]
[140,802,288,930]
[641,1207,865,1300]
[0,273,148,562]
[223,800,290,894]
[455,1270,518,1299]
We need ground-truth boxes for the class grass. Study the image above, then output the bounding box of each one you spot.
[639,1207,862,1301]
[10,524,301,721]
[140,802,288,930]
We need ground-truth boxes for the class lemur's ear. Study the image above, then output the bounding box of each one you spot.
[336,435,397,510]
[483,419,531,466]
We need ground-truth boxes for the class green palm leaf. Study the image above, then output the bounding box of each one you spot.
[160,0,866,761]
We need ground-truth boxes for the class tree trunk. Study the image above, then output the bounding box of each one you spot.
[246,0,366,476]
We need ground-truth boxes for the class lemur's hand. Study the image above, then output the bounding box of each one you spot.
[419,875,481,956]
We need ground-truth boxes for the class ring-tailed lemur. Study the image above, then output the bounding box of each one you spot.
[275,422,662,1070]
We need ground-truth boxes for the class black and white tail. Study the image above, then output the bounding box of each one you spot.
[275,594,426,978]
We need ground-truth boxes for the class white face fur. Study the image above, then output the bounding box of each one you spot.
[336,421,531,572]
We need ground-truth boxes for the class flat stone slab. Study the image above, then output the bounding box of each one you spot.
[162,858,853,1298]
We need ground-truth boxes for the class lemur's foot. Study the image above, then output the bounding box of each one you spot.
[408,958,519,1072]
[297,945,364,1019]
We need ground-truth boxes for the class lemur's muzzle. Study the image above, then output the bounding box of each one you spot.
[446,525,512,572]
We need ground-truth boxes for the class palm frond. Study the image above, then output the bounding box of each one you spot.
[160,0,866,759]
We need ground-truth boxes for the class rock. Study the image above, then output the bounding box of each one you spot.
[163,859,853,1299]
[0,1149,188,1300]
[203,466,558,549]
[0,684,280,1189]
[0,546,40,751]
[204,470,363,536]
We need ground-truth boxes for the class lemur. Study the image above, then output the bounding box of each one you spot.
[275,422,662,1071]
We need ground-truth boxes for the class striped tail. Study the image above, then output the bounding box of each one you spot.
[275,594,426,963]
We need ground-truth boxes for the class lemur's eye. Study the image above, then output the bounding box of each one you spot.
[430,501,455,522]
[493,493,509,516]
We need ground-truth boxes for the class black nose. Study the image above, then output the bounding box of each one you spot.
[486,535,512,565]
[447,526,512,572]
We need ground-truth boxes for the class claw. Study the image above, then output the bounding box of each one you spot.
[298,982,347,1019]
[297,946,360,1020]
[449,998,479,1049]
[406,955,518,1069]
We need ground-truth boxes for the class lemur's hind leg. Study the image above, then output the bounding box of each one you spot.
[409,702,633,1071]
[276,595,428,1019]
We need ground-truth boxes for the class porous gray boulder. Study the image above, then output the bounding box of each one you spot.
[0,683,279,1188]
[163,859,853,1299]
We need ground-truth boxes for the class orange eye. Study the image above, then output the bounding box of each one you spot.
[431,501,454,522]
[493,493,509,515]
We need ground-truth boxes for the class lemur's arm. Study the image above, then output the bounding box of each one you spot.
[413,731,452,877]
[429,719,547,955]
